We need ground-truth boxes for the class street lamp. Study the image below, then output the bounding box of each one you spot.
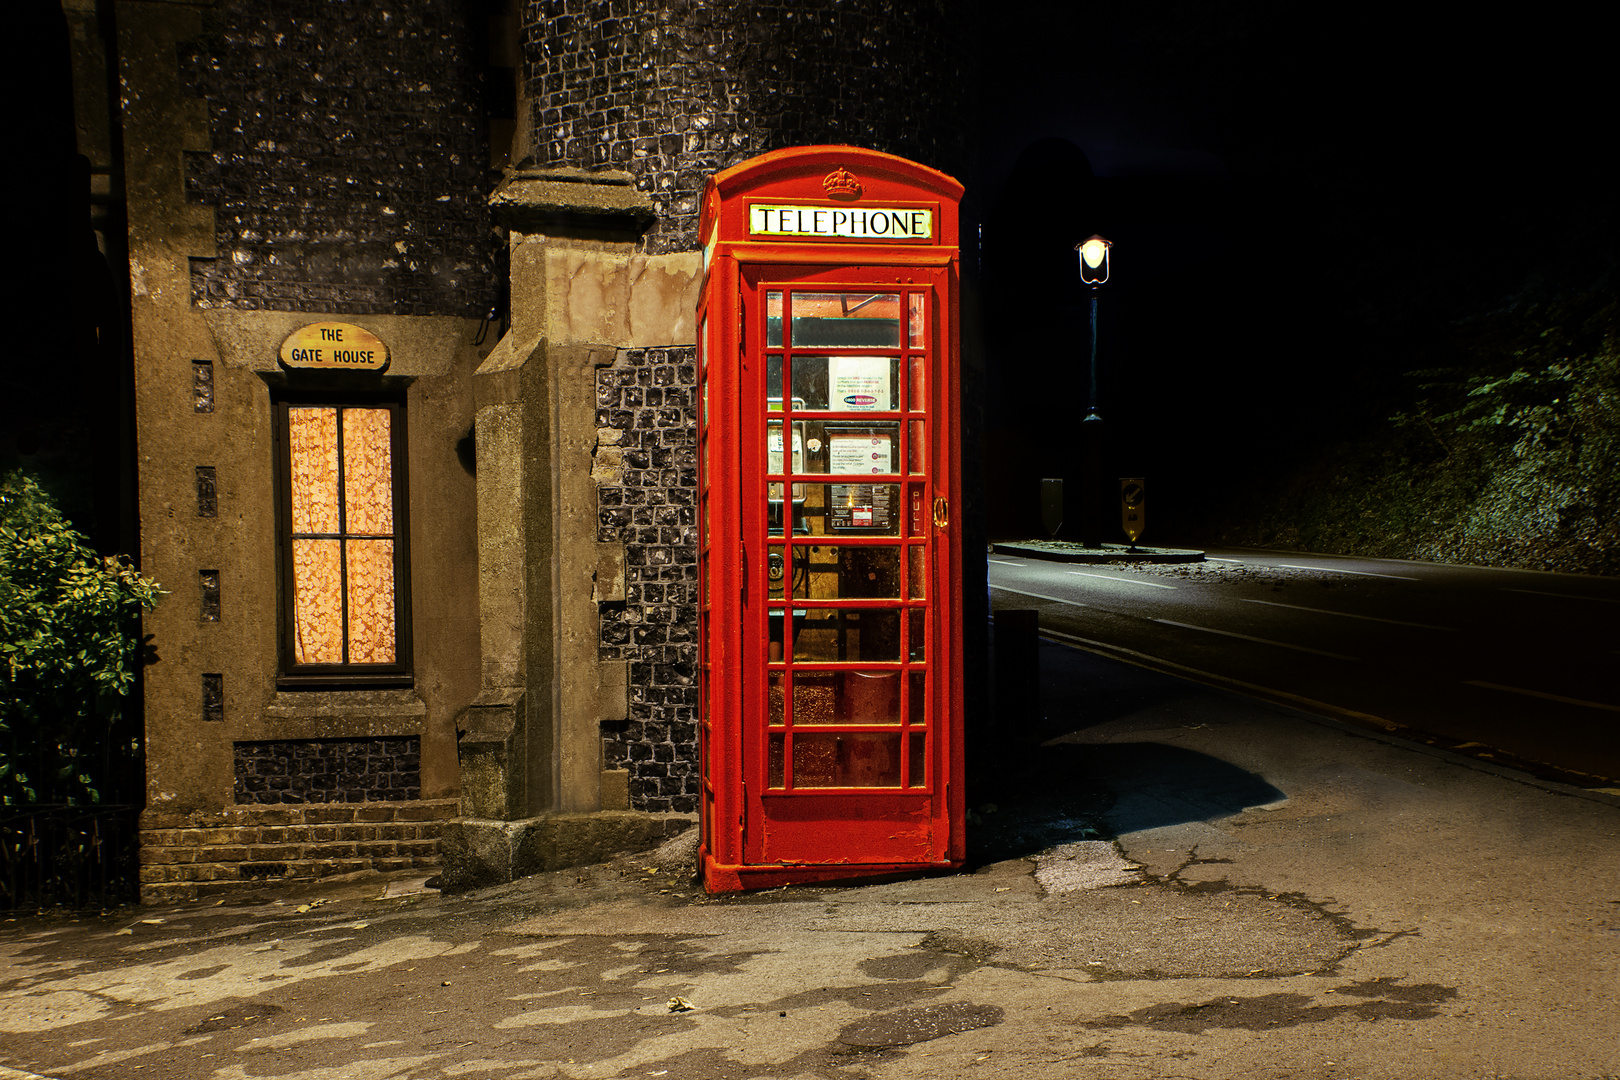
[1076,235,1111,419]
[1077,235,1111,281]
[1075,234,1111,546]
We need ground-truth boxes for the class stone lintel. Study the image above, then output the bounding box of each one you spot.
[489,167,655,237]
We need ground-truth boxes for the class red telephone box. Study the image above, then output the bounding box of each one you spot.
[696,146,965,891]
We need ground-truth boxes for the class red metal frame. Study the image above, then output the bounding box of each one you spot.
[697,147,964,892]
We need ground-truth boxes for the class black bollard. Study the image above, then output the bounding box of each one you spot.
[992,609,1040,742]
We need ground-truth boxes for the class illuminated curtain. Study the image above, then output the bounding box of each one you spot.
[287,407,396,665]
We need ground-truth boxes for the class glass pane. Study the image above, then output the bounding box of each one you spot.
[288,407,339,534]
[788,293,901,348]
[767,541,784,585]
[908,356,926,412]
[786,544,827,598]
[790,356,900,412]
[907,420,925,474]
[769,671,784,725]
[766,356,783,410]
[768,610,786,662]
[908,294,925,348]
[837,671,900,724]
[844,733,902,787]
[793,733,902,788]
[792,671,837,724]
[908,608,925,661]
[789,356,827,410]
[793,733,837,787]
[766,291,783,347]
[824,425,898,474]
[793,607,901,663]
[907,733,926,788]
[830,546,900,599]
[347,538,396,663]
[909,671,927,726]
[822,484,901,535]
[768,733,784,787]
[291,538,342,664]
[342,408,393,535]
[907,545,926,598]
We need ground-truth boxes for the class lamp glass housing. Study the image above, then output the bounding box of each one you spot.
[1076,235,1112,284]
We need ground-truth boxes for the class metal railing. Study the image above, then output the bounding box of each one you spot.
[0,806,141,912]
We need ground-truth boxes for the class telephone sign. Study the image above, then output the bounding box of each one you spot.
[696,146,965,891]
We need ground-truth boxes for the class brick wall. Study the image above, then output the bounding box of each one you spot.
[594,347,699,812]
[181,0,500,316]
[522,0,976,253]
[139,800,458,902]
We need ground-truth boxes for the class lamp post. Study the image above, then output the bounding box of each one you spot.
[1076,234,1111,547]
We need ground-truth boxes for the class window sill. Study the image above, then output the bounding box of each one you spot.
[275,673,416,692]
[260,689,428,740]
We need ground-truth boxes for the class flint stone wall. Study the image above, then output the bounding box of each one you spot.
[181,0,501,316]
[523,0,976,253]
[594,346,699,812]
[233,737,423,805]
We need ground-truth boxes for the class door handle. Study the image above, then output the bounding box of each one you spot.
[932,496,949,529]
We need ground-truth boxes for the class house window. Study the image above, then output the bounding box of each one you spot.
[276,400,410,682]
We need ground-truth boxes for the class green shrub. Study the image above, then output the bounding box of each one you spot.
[0,471,163,805]
[1216,289,1619,575]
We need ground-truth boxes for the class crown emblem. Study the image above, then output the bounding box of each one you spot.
[822,166,862,200]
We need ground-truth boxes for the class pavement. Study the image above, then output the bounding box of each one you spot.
[991,541,1205,565]
[3,638,1618,1080]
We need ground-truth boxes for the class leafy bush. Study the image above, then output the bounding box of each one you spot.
[0,472,163,805]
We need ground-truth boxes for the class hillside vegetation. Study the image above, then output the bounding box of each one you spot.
[1214,288,1619,577]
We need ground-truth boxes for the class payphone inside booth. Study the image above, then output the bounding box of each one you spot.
[696,147,966,892]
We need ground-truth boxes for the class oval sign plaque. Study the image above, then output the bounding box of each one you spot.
[279,321,389,372]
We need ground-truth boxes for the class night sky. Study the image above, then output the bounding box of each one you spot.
[973,3,1617,540]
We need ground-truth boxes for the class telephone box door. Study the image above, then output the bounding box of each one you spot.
[742,266,955,869]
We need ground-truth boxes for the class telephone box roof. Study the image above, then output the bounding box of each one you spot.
[701,145,963,246]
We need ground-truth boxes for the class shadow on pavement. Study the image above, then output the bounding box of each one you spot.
[968,637,1284,866]
[967,740,1283,866]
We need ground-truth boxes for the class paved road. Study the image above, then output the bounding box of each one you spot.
[989,546,1620,786]
[5,644,1617,1080]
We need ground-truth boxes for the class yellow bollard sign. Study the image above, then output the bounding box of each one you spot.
[1120,477,1145,543]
